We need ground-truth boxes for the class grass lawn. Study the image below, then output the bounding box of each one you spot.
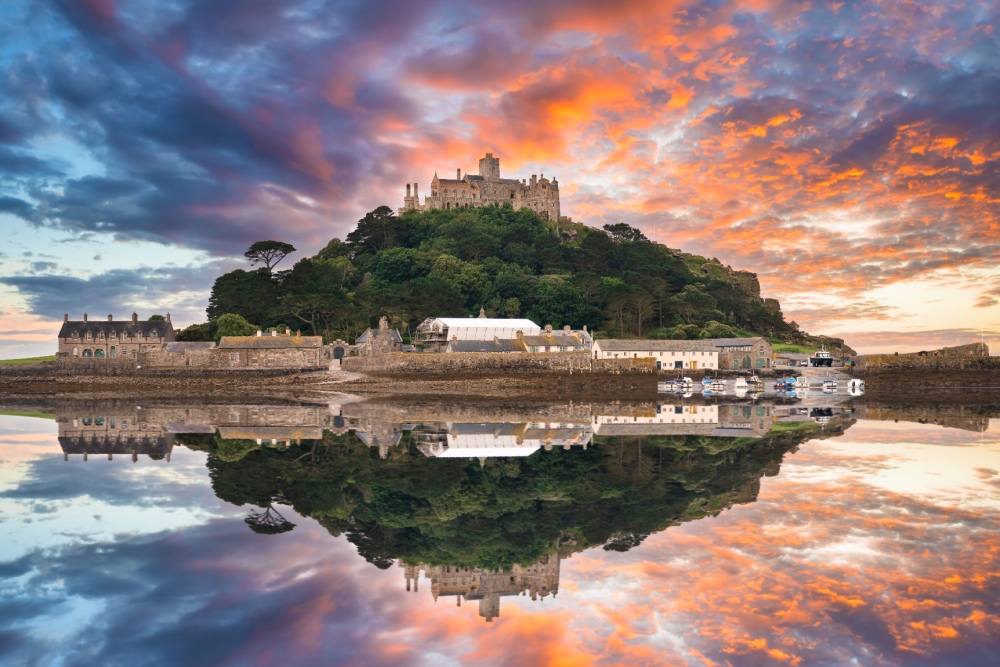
[0,410,57,420]
[770,343,816,354]
[0,355,56,365]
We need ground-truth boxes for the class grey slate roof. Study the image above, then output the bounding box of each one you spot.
[59,319,174,339]
[712,337,765,348]
[447,339,522,353]
[595,339,716,352]
[218,335,323,349]
[356,328,403,344]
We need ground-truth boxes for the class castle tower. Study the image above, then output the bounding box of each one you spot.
[479,153,500,181]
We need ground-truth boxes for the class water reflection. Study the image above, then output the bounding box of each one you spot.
[3,393,999,664]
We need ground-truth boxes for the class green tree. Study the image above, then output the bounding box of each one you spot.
[213,313,257,341]
[245,241,296,273]
[148,314,166,321]
[347,206,398,254]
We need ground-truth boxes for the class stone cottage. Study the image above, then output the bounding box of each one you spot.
[356,317,403,356]
[712,337,773,370]
[216,332,326,369]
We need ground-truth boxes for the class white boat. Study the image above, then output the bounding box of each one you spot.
[848,378,865,395]
[734,377,748,389]
[748,375,763,385]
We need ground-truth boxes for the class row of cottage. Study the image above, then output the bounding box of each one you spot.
[56,312,774,371]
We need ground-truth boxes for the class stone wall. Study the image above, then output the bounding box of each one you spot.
[342,351,657,375]
[854,354,1000,373]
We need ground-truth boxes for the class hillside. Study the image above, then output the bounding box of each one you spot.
[201,204,852,351]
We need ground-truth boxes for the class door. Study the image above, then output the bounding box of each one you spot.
[674,361,683,369]
[656,361,662,370]
[690,361,698,369]
[333,346,345,360]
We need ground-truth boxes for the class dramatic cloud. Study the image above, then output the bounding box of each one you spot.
[0,260,241,322]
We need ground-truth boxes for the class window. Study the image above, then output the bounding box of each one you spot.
[230,413,239,422]
[229,353,239,361]
[83,349,92,357]
[73,347,79,356]
[86,332,92,340]
[109,346,116,358]
[151,330,158,339]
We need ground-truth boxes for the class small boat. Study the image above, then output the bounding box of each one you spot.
[748,376,763,385]
[734,377,748,389]
[811,348,834,367]
[658,377,694,392]
[847,378,865,396]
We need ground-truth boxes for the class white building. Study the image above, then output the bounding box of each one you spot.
[592,339,718,370]
[415,315,541,351]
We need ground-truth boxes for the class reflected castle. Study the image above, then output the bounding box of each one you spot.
[401,555,561,622]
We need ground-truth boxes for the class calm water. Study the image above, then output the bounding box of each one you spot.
[1,394,998,666]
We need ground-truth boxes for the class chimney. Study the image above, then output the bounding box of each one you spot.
[166,312,171,323]
[516,330,523,339]
[414,183,418,198]
[406,183,411,197]
[564,325,571,333]
[271,330,277,337]
[285,327,291,336]
[84,313,88,322]
[545,324,553,334]
[108,314,113,321]
[452,335,457,341]
[256,329,262,337]
[64,314,68,322]
[132,312,138,324]
[583,325,588,332]
[295,329,300,336]
[457,168,461,179]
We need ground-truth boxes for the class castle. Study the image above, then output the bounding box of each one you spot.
[400,152,561,221]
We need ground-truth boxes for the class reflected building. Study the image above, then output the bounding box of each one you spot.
[593,403,773,438]
[59,410,174,462]
[57,403,333,461]
[401,555,562,622]
[412,421,592,462]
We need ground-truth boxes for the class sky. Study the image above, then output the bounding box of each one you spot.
[1,0,999,357]
[1,412,999,665]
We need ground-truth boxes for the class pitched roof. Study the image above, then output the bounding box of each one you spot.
[519,333,588,347]
[217,335,323,349]
[465,174,484,181]
[712,337,766,347]
[356,328,403,344]
[446,339,522,353]
[436,179,467,186]
[59,319,174,339]
[594,339,716,352]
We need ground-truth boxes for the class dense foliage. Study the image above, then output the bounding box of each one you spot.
[180,421,849,570]
[198,204,840,346]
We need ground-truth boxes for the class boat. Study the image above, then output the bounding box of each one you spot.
[747,375,763,385]
[658,377,694,392]
[810,348,834,367]
[734,377,748,389]
[848,378,865,396]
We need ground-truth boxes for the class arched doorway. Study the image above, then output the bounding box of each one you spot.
[333,346,345,360]
[95,349,105,357]
[741,355,751,369]
[82,349,93,357]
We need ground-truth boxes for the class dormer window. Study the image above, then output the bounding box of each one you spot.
[136,331,143,339]
[151,330,158,339]
[110,331,116,339]
[86,331,92,340]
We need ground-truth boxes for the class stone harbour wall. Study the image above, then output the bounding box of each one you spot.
[342,351,658,375]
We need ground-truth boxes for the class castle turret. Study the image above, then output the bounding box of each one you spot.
[479,153,500,181]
